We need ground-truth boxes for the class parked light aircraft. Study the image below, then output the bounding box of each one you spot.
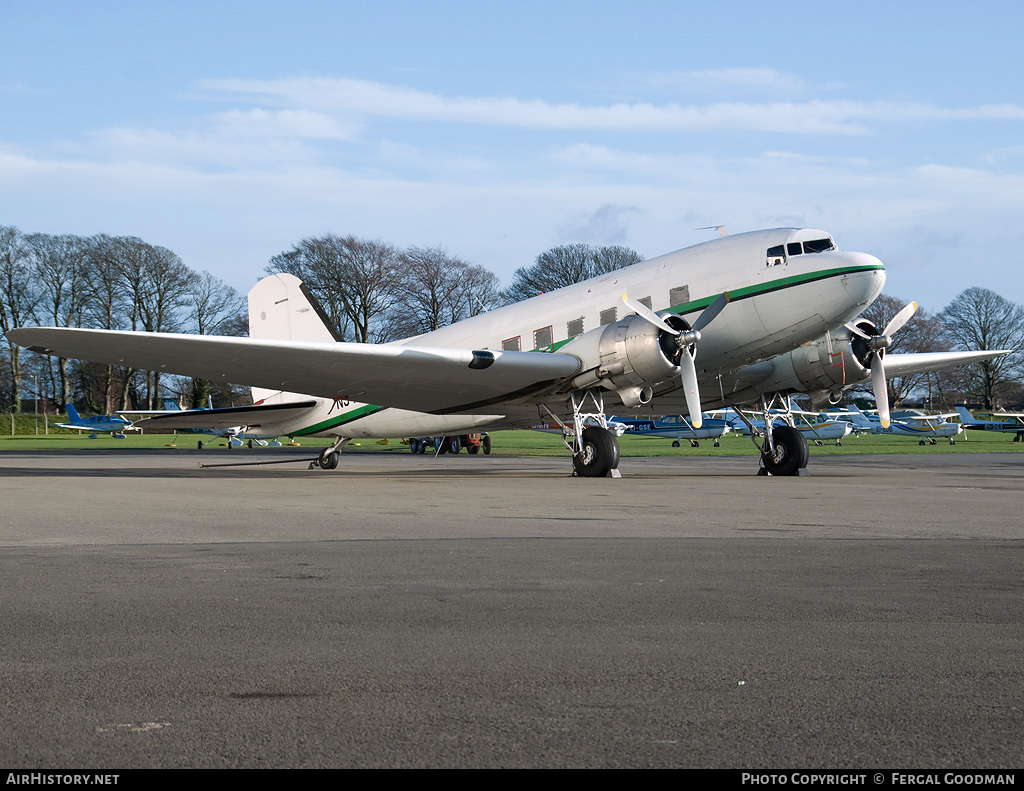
[56,404,138,438]
[846,405,963,444]
[712,406,852,446]
[955,406,1024,440]
[8,228,1009,477]
[611,414,731,447]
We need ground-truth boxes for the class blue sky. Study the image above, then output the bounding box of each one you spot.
[2,0,1023,314]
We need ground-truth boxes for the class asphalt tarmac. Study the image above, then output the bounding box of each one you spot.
[1,448,1022,769]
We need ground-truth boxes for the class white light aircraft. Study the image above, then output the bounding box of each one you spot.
[845,405,963,444]
[711,406,852,446]
[611,414,732,447]
[8,228,1009,477]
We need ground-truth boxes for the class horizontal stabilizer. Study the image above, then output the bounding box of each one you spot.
[136,400,319,430]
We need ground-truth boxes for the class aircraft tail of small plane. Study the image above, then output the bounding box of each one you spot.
[64,404,83,424]
[845,405,873,428]
[247,272,341,406]
[956,406,977,424]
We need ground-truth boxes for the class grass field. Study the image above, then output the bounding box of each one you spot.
[2,423,1022,456]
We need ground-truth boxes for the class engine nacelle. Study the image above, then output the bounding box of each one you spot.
[724,317,881,408]
[558,313,684,406]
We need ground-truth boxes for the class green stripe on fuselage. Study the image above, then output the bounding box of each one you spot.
[290,403,389,436]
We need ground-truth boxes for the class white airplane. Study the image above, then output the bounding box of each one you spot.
[7,227,1009,477]
[955,406,1024,441]
[845,404,963,444]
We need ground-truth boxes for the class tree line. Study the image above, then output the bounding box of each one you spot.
[3,221,1023,415]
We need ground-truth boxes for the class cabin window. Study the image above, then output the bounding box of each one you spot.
[804,238,835,253]
[766,245,785,266]
[669,286,690,307]
[638,296,652,309]
[533,326,553,350]
[502,336,521,352]
[600,308,617,326]
[567,317,584,338]
[787,242,803,257]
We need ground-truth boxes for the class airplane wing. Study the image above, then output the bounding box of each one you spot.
[882,350,1009,378]
[9,327,582,415]
[134,401,320,430]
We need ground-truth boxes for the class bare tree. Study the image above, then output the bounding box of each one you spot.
[267,234,407,343]
[0,226,40,411]
[392,247,502,336]
[187,270,244,407]
[503,244,643,303]
[938,287,1024,409]
[28,233,93,407]
[857,294,948,408]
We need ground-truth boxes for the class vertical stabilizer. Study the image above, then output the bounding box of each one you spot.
[65,404,82,423]
[247,273,340,404]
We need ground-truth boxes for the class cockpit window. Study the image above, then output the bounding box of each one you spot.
[787,242,802,257]
[766,245,785,266]
[803,238,835,254]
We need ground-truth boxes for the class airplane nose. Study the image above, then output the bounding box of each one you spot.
[839,252,885,310]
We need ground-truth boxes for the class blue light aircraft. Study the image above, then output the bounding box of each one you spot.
[56,404,138,439]
[954,406,1024,441]
[611,414,731,447]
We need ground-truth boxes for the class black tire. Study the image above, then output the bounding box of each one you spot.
[573,426,618,478]
[671,440,680,448]
[197,440,203,450]
[449,436,461,454]
[482,435,492,455]
[761,425,808,476]
[436,436,448,454]
[320,451,340,470]
[467,445,479,454]
[409,438,419,453]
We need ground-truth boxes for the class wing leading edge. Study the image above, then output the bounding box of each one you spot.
[9,327,582,415]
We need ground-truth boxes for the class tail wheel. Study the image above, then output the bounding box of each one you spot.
[761,426,808,476]
[572,426,619,478]
[320,451,340,470]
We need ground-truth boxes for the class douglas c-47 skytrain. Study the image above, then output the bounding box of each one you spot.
[8,228,1008,477]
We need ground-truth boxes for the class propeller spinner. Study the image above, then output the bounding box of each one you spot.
[622,291,731,429]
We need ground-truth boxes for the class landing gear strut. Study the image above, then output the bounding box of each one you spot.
[311,437,348,470]
[732,394,810,476]
[542,388,622,478]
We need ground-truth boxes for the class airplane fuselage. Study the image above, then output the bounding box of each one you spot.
[241,228,886,440]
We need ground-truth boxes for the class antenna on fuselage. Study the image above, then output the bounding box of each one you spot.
[696,225,729,238]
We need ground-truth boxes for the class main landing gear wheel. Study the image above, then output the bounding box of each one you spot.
[319,451,340,470]
[572,426,620,478]
[760,425,809,476]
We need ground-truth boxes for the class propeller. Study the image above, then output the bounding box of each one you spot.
[622,291,731,429]
[853,301,917,428]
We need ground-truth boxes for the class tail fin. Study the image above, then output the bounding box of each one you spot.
[247,273,341,405]
[248,273,341,343]
[160,398,182,411]
[955,406,975,423]
[64,404,82,423]
[845,405,872,427]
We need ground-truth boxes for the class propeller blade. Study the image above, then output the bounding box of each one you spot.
[845,322,871,339]
[621,293,679,335]
[871,356,890,428]
[679,351,703,428]
[883,301,918,338]
[691,291,731,334]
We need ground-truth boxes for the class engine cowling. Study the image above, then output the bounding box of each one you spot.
[558,313,686,406]
[718,317,884,409]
